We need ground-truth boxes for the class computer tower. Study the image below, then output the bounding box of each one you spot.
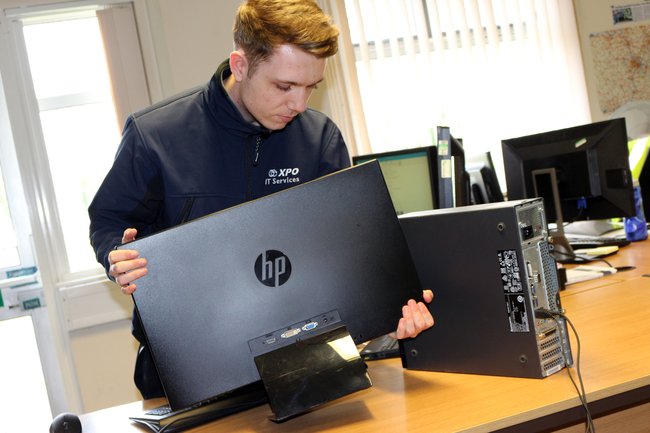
[399,198,573,379]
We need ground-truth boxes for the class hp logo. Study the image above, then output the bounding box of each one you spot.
[255,250,292,287]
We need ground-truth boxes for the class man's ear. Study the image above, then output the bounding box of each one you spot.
[229,50,248,82]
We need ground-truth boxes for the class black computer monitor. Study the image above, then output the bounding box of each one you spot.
[445,133,471,208]
[465,151,505,204]
[123,161,422,413]
[352,146,438,215]
[502,119,635,254]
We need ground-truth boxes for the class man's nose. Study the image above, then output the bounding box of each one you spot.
[287,89,310,113]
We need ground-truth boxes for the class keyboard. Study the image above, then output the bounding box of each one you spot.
[360,334,400,360]
[567,236,630,250]
[144,404,172,416]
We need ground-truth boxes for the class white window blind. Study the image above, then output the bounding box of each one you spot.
[97,4,151,128]
[339,0,590,176]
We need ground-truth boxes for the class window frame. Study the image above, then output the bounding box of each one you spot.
[0,82,34,273]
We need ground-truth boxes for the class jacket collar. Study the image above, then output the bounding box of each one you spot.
[205,59,271,138]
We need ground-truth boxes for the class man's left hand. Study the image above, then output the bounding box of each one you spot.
[394,289,434,339]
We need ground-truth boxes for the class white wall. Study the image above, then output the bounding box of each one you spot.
[147,0,332,112]
[145,0,241,96]
[69,319,140,411]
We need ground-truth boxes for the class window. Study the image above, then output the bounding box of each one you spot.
[1,1,150,282]
[22,13,121,273]
[339,0,591,179]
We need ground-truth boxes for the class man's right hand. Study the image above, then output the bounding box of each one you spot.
[108,228,148,295]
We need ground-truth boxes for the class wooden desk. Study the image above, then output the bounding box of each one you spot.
[80,240,650,433]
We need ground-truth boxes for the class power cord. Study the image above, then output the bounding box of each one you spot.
[535,308,595,433]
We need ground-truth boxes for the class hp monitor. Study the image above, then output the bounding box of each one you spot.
[121,161,422,412]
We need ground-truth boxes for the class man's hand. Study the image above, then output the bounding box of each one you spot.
[108,228,148,295]
[393,289,434,339]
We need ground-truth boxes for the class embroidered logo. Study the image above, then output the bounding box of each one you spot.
[264,167,301,185]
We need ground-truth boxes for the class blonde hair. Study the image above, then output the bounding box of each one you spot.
[233,0,339,73]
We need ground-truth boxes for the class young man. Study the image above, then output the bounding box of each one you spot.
[89,0,433,399]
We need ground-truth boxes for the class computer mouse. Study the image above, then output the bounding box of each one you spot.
[49,412,82,433]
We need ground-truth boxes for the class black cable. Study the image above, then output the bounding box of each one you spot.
[552,249,637,275]
[551,249,613,267]
[535,308,595,433]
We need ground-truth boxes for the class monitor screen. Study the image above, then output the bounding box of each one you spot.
[352,147,437,215]
[501,118,635,225]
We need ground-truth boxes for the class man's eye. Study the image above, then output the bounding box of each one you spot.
[276,84,291,91]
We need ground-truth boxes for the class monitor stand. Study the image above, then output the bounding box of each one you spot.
[532,168,574,260]
[249,311,372,422]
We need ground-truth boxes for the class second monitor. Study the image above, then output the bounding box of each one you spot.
[352,146,438,215]
[352,141,471,215]
[502,118,635,225]
[465,151,505,204]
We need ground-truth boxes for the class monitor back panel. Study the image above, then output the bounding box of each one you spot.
[123,161,421,409]
[399,199,572,379]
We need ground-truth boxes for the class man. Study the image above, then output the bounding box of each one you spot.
[89,0,434,399]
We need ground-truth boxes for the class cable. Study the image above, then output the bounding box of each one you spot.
[551,249,613,267]
[535,308,595,432]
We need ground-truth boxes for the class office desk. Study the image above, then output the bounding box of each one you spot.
[80,239,650,433]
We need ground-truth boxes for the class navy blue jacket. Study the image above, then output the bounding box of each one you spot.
[88,60,350,397]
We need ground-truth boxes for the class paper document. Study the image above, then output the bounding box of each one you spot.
[566,265,618,285]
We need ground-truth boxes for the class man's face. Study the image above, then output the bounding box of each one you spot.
[237,45,326,130]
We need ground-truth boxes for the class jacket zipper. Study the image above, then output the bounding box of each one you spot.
[253,135,262,167]
[246,133,265,200]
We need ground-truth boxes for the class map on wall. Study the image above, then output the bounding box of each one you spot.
[589,24,650,114]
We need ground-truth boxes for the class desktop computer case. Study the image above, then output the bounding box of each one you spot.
[400,198,573,379]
